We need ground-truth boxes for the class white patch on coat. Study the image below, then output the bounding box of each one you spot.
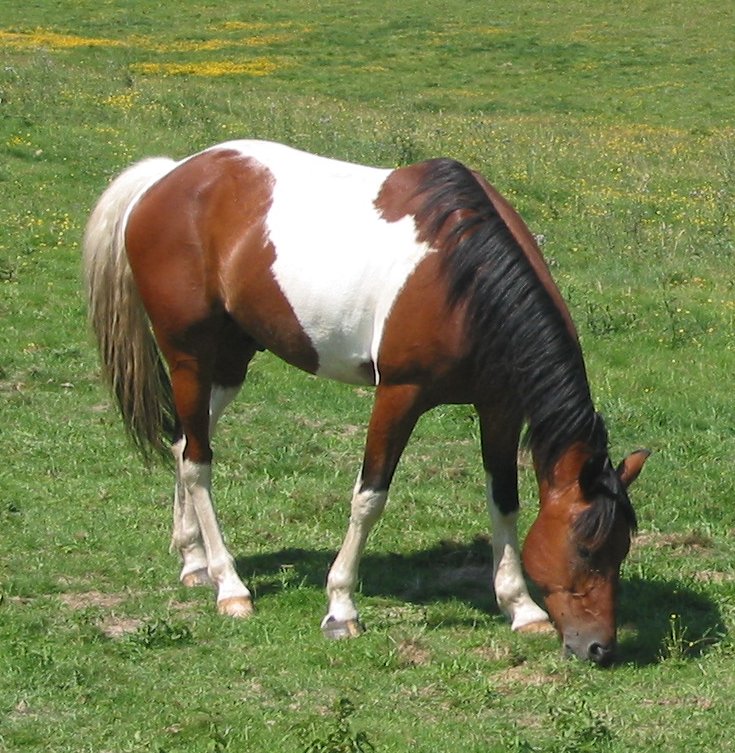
[210,140,434,385]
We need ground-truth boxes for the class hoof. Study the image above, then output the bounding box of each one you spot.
[217,596,254,618]
[181,568,211,588]
[516,619,555,635]
[321,617,364,639]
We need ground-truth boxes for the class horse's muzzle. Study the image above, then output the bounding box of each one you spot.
[563,634,616,666]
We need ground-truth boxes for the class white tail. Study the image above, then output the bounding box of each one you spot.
[83,158,178,456]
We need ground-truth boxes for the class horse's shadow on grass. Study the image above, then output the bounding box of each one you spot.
[616,574,725,666]
[235,536,725,666]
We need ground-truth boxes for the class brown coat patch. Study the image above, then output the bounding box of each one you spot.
[125,149,319,374]
[374,164,474,399]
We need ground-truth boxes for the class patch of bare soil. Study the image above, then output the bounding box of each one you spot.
[58,590,127,610]
[641,695,714,710]
[633,530,714,551]
[58,589,144,639]
[472,643,514,663]
[396,638,431,666]
[98,615,144,639]
[494,664,556,691]
[692,570,735,583]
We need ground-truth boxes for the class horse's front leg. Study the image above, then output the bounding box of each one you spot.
[320,480,389,638]
[486,497,551,632]
[322,384,424,639]
[477,407,552,633]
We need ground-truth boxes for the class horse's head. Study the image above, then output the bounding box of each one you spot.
[523,445,649,665]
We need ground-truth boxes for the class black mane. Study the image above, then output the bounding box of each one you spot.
[414,158,603,476]
[575,456,638,547]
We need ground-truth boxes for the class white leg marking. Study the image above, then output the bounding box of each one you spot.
[322,478,388,630]
[486,475,549,630]
[209,385,241,437]
[181,459,252,613]
[170,438,209,584]
[170,387,241,585]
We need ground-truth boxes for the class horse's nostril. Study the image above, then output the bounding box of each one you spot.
[588,641,614,666]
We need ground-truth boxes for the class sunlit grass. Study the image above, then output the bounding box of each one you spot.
[2,1,735,751]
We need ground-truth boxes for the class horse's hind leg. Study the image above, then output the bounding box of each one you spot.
[172,329,252,588]
[171,435,209,587]
[322,384,424,638]
[166,325,257,617]
[171,384,242,588]
[477,406,552,633]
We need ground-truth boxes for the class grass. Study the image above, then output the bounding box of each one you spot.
[1,1,735,751]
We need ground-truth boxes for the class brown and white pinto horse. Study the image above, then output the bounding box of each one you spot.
[84,140,648,665]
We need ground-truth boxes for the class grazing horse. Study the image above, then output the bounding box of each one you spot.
[83,140,648,665]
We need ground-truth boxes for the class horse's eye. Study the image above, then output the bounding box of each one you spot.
[578,545,592,561]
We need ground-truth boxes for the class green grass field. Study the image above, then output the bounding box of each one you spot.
[1,2,735,751]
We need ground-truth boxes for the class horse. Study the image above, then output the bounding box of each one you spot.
[83,139,648,665]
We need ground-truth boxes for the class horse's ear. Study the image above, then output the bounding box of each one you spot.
[578,452,610,499]
[616,449,651,488]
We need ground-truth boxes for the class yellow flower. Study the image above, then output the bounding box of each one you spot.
[103,92,138,111]
[0,29,123,49]
[130,59,279,77]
